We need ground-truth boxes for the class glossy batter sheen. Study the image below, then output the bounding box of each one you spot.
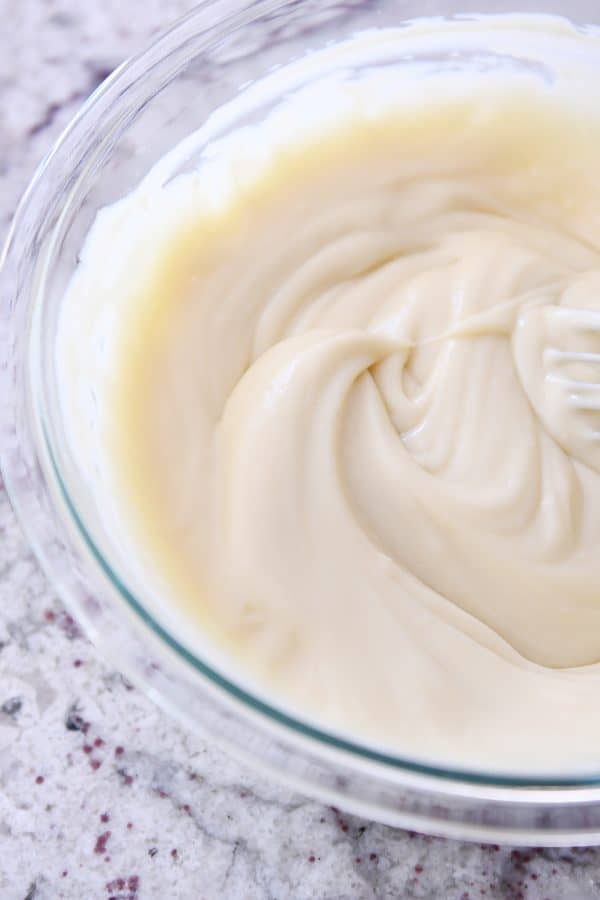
[59,23,600,772]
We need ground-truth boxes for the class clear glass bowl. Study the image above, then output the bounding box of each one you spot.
[4,0,600,845]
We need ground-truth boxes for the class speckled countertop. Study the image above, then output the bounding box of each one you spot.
[3,2,600,898]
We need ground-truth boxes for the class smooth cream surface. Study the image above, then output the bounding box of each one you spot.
[59,21,600,772]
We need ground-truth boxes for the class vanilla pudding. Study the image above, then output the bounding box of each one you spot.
[58,18,600,772]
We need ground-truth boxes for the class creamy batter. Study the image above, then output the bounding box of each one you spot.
[58,19,600,772]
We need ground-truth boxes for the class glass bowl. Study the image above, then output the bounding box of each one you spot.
[4,0,600,845]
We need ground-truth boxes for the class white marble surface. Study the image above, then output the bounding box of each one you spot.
[2,2,600,898]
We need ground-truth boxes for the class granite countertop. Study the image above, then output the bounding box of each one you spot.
[2,2,600,898]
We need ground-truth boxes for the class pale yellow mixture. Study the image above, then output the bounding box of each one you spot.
[58,20,600,772]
